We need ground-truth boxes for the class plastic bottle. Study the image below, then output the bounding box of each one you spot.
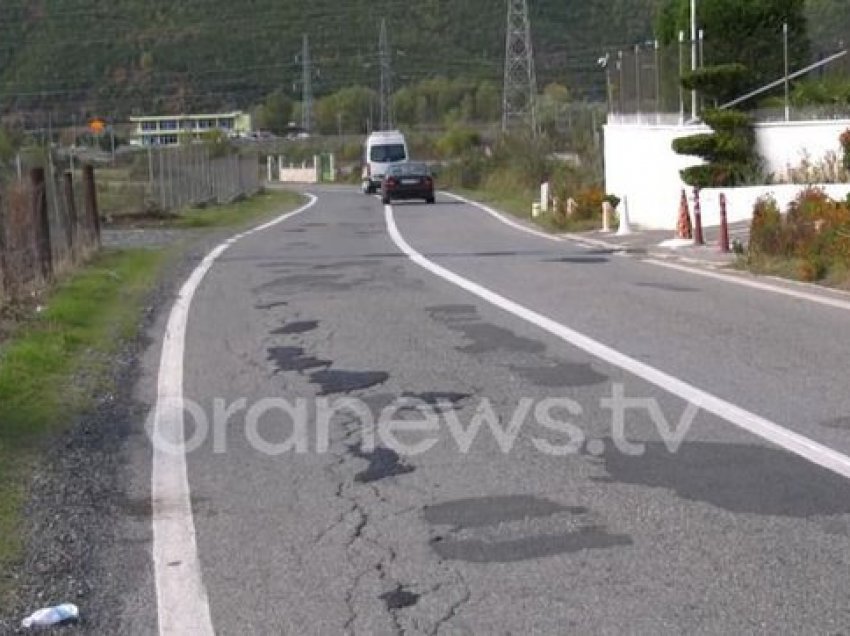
[21,603,79,628]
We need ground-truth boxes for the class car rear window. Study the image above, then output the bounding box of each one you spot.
[370,144,407,162]
[388,163,428,176]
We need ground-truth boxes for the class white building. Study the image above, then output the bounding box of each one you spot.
[129,111,253,146]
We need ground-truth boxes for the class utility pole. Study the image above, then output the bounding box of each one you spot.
[378,19,393,130]
[678,31,685,124]
[635,44,641,117]
[502,0,537,133]
[691,0,698,120]
[654,39,661,121]
[301,34,313,135]
[784,22,791,121]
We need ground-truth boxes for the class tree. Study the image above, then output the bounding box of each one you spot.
[314,86,376,135]
[537,83,572,136]
[672,66,761,187]
[255,90,294,134]
[656,0,809,92]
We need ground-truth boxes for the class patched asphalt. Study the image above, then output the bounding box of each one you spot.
[6,186,850,633]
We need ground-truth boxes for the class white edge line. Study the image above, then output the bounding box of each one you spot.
[646,258,850,313]
[384,203,850,481]
[151,193,318,635]
[445,190,850,310]
[440,190,566,244]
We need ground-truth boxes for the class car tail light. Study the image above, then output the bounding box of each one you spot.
[424,176,433,187]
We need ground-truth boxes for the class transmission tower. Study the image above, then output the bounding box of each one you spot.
[378,19,393,130]
[301,34,313,134]
[502,0,538,133]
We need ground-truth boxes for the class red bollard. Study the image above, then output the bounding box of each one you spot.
[719,193,731,253]
[692,187,705,245]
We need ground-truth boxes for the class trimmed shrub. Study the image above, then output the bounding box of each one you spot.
[749,195,791,257]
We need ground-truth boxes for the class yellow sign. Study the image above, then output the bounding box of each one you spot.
[89,118,106,134]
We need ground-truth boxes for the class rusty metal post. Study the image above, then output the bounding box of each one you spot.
[82,164,101,247]
[692,186,705,245]
[64,171,79,261]
[719,193,731,253]
[30,167,53,280]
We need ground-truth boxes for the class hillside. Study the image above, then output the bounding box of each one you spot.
[0,0,659,120]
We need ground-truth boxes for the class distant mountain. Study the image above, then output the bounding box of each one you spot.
[0,0,660,120]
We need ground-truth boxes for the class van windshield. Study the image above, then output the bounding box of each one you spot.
[370,144,407,162]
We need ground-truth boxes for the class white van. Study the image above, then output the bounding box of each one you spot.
[361,130,409,194]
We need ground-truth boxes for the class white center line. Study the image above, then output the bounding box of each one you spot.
[150,194,318,636]
[384,203,850,481]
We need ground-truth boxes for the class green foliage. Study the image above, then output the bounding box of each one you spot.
[313,86,376,135]
[0,248,167,570]
[536,83,572,136]
[656,0,809,93]
[674,105,759,187]
[255,90,294,134]
[0,128,19,163]
[680,64,749,104]
[435,126,482,159]
[0,0,660,117]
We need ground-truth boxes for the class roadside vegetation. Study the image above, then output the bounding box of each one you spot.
[0,187,304,597]
[434,127,614,233]
[742,188,850,288]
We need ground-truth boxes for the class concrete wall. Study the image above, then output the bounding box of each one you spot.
[605,118,850,229]
[279,166,319,183]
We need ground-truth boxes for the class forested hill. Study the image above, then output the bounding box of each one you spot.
[0,0,659,118]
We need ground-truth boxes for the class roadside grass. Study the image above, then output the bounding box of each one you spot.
[451,187,604,233]
[0,187,305,596]
[172,189,304,228]
[0,249,169,585]
[737,254,850,290]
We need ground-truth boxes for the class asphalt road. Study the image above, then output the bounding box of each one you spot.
[138,185,850,634]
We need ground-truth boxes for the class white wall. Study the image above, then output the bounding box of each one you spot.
[279,167,318,183]
[605,119,850,229]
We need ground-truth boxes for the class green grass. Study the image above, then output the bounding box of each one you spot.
[170,190,304,229]
[0,248,169,585]
[0,187,304,592]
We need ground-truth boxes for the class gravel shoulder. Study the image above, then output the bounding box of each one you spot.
[0,203,302,633]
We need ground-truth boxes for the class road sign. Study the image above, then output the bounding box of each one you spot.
[89,118,106,134]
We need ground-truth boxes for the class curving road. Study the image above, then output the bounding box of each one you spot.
[136,185,850,634]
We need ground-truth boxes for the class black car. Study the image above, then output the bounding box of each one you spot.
[380,162,436,205]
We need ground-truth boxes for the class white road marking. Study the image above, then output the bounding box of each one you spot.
[385,203,850,481]
[645,258,850,312]
[441,191,566,243]
[151,194,318,635]
[445,190,850,310]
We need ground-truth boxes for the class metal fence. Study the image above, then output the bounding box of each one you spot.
[605,26,850,123]
[0,156,101,303]
[95,145,261,219]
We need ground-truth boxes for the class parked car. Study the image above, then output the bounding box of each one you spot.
[380,162,435,205]
[362,130,409,194]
